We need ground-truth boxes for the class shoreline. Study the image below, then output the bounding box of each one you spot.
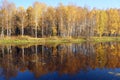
[0,36,120,45]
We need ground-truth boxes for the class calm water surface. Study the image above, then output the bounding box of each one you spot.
[0,42,120,80]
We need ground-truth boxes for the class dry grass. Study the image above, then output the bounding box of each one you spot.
[0,36,119,45]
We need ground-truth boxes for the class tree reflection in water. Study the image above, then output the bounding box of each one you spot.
[0,42,120,79]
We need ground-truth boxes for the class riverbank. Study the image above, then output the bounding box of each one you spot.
[91,37,120,42]
[0,36,85,45]
[0,36,120,45]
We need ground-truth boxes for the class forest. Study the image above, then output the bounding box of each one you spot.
[0,0,120,39]
[0,1,120,79]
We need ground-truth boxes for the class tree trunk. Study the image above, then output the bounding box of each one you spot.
[7,15,9,36]
[35,24,37,38]
[31,26,34,37]
[9,21,12,37]
[60,15,63,37]
[9,28,11,37]
[41,23,43,38]
[1,26,4,38]
[22,22,24,37]
[7,26,9,36]
[41,16,44,38]
[100,34,102,38]
[68,22,70,37]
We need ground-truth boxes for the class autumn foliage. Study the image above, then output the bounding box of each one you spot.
[0,0,120,38]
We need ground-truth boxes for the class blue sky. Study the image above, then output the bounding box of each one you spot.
[0,0,120,9]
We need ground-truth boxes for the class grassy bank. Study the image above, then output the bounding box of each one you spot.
[0,36,120,45]
[92,37,120,42]
[0,36,85,45]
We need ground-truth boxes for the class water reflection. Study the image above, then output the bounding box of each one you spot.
[0,42,120,80]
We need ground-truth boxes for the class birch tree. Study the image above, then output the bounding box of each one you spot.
[17,6,26,36]
[32,2,46,38]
